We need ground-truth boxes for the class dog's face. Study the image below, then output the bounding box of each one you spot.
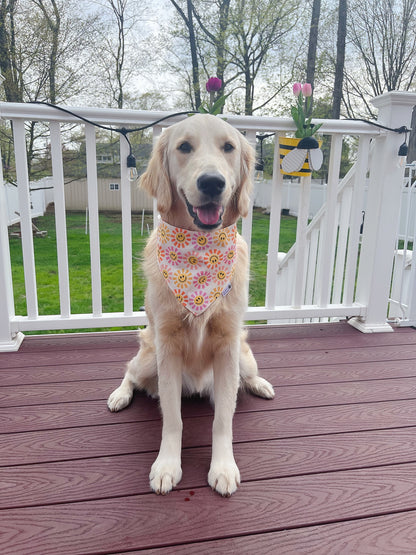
[140,114,254,230]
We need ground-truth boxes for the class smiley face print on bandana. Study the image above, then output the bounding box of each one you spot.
[157,221,237,315]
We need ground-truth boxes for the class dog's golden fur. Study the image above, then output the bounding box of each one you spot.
[108,114,274,496]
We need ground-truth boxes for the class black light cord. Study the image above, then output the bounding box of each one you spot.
[29,101,198,134]
[28,101,412,168]
[28,101,200,179]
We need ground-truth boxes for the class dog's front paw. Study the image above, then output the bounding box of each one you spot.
[247,376,275,399]
[150,457,182,495]
[208,461,241,497]
[107,385,133,412]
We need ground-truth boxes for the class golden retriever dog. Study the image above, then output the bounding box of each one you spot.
[107,114,274,496]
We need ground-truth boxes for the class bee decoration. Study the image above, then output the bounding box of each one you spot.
[281,136,323,174]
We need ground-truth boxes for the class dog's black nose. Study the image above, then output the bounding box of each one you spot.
[197,173,226,197]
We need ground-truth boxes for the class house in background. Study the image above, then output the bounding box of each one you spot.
[63,141,153,212]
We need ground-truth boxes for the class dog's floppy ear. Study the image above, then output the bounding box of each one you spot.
[140,130,172,214]
[235,133,254,218]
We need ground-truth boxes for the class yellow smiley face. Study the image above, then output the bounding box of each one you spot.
[217,271,226,280]
[197,236,207,246]
[210,254,219,265]
[194,295,204,305]
[176,232,186,243]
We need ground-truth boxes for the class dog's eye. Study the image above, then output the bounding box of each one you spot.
[223,142,235,152]
[178,141,192,153]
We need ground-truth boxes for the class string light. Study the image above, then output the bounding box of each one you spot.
[29,102,412,174]
[29,102,198,181]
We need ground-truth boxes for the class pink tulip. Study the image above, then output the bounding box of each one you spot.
[206,77,222,92]
[302,83,312,97]
[292,82,302,97]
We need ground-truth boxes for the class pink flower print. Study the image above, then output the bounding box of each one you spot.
[192,232,212,251]
[173,289,189,307]
[173,268,193,288]
[193,270,211,289]
[210,287,223,303]
[189,291,209,312]
[159,263,172,281]
[185,251,203,269]
[165,246,182,266]
[224,247,236,265]
[213,229,229,248]
[158,223,170,244]
[204,249,223,269]
[172,228,191,249]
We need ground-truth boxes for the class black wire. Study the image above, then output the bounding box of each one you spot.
[28,101,411,143]
[344,119,411,134]
[29,101,198,135]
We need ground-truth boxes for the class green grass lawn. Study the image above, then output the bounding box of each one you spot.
[8,209,297,330]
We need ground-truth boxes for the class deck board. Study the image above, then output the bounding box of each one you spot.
[2,321,416,553]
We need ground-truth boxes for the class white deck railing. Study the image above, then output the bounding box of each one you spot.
[1,92,416,351]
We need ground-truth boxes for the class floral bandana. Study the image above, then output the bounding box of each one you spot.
[157,220,238,315]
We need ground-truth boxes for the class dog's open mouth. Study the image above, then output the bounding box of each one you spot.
[186,200,224,229]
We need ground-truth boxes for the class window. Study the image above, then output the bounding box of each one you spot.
[109,183,120,191]
[97,154,113,163]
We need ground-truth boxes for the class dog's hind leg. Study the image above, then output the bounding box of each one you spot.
[107,327,158,412]
[239,332,275,399]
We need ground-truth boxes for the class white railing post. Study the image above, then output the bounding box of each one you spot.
[0,163,24,351]
[349,91,416,333]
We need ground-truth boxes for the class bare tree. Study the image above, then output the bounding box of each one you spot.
[169,0,202,109]
[0,0,22,102]
[228,0,298,114]
[32,0,61,104]
[331,0,347,118]
[306,0,321,92]
[345,0,416,116]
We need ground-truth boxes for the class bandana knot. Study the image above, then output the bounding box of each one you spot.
[157,221,238,315]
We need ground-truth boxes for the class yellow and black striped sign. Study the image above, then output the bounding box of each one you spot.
[279,137,312,176]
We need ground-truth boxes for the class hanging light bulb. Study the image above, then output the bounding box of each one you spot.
[127,152,138,181]
[255,160,264,181]
[397,141,408,168]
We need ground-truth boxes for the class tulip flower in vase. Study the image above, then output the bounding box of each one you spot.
[280,83,323,176]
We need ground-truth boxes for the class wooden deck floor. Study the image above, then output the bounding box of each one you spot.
[2,321,416,554]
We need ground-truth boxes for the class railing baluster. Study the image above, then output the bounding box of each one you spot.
[13,119,38,319]
[265,137,283,309]
[120,134,133,316]
[332,185,353,306]
[315,134,343,307]
[292,174,312,308]
[85,123,102,317]
[152,125,163,228]
[242,130,256,261]
[343,135,371,305]
[49,122,71,318]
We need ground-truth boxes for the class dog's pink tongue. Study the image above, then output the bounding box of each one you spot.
[196,204,222,226]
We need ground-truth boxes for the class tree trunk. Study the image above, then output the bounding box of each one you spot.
[332,0,347,119]
[306,0,321,91]
[215,0,230,98]
[0,0,22,102]
[187,0,201,109]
